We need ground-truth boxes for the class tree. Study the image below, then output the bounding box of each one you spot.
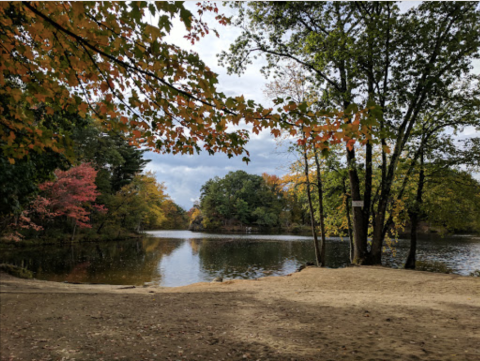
[422,170,480,234]
[0,84,84,223]
[159,200,188,230]
[200,171,285,230]
[35,163,106,238]
[95,172,168,234]
[264,62,327,266]
[71,119,150,194]
[380,75,480,268]
[0,1,275,164]
[221,1,480,264]
[0,150,67,221]
[402,120,480,268]
[188,205,204,232]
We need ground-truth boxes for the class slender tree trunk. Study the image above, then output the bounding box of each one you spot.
[342,178,354,263]
[71,221,77,242]
[370,205,387,264]
[343,95,369,264]
[370,150,403,264]
[405,212,418,269]
[303,139,321,266]
[348,147,368,264]
[313,150,326,266]
[97,220,106,234]
[337,50,369,264]
[406,143,425,269]
[362,69,375,264]
[363,140,373,258]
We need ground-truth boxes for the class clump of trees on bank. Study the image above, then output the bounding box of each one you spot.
[189,171,307,232]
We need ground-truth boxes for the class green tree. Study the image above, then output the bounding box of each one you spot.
[158,200,188,230]
[220,1,480,264]
[71,120,150,194]
[200,171,285,229]
[0,89,84,226]
[97,172,168,234]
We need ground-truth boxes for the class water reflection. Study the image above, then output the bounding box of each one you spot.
[1,231,479,286]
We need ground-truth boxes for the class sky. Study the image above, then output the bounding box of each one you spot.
[144,2,479,210]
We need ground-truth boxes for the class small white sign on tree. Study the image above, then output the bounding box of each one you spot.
[352,201,364,208]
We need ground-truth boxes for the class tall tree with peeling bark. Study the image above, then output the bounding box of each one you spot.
[220,1,480,265]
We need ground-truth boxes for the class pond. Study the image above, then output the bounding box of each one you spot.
[1,230,479,287]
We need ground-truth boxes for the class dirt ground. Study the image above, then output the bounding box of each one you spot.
[1,266,479,361]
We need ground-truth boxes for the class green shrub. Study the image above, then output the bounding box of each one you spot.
[0,263,33,279]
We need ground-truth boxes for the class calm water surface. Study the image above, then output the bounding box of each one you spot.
[1,230,479,286]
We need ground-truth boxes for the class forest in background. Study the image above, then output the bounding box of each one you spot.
[0,113,187,244]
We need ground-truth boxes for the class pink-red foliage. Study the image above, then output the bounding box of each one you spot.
[36,163,107,228]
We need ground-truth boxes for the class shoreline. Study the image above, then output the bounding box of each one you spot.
[1,267,479,360]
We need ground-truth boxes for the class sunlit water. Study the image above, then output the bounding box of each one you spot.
[1,231,479,286]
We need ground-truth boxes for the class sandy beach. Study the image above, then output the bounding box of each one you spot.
[1,266,479,361]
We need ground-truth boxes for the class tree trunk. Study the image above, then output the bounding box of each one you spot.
[347,147,369,264]
[406,142,425,269]
[71,221,77,242]
[370,206,387,264]
[97,220,106,234]
[369,147,404,264]
[342,178,354,263]
[303,139,321,266]
[313,150,326,267]
[405,212,418,269]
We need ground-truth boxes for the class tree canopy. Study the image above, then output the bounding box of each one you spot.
[199,171,286,229]
[0,1,279,164]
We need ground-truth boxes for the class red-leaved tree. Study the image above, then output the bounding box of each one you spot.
[4,163,106,241]
[36,163,106,229]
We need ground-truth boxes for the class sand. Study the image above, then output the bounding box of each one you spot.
[1,266,479,361]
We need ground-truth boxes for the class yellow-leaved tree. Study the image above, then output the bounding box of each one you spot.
[96,172,168,234]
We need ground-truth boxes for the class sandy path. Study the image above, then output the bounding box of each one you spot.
[1,266,479,361]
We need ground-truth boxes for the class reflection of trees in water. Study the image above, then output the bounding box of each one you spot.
[1,238,183,285]
[197,240,311,277]
[1,236,421,286]
[197,239,352,278]
[189,239,201,255]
